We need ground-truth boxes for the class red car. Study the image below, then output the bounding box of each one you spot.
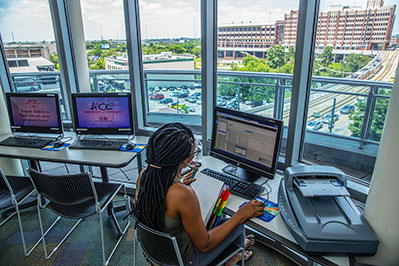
[149,93,164,100]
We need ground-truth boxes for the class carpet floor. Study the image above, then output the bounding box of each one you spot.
[0,198,294,266]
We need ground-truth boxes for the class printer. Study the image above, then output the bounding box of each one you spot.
[278,165,379,255]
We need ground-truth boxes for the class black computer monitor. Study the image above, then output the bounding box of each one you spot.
[71,92,134,135]
[210,107,283,182]
[5,92,63,134]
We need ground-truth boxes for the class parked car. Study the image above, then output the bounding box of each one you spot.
[169,102,185,109]
[323,113,339,124]
[177,92,189,98]
[168,86,176,91]
[149,93,164,100]
[340,104,355,114]
[250,101,263,108]
[148,87,154,92]
[13,77,42,92]
[186,106,196,112]
[306,120,323,131]
[170,91,179,97]
[196,100,202,105]
[312,112,321,118]
[154,87,161,92]
[160,98,173,104]
[188,97,197,103]
[226,101,239,110]
[216,98,227,106]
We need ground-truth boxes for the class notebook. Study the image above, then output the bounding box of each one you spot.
[190,172,225,224]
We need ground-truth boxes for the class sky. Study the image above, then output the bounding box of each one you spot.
[0,0,397,42]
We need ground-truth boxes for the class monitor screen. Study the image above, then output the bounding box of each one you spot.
[71,93,134,135]
[210,107,283,181]
[5,92,63,134]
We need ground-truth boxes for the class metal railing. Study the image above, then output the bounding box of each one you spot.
[9,70,393,149]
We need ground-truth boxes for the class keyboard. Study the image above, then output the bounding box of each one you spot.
[69,139,125,150]
[200,168,265,199]
[0,136,53,148]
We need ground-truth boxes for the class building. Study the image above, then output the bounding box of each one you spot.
[217,23,280,59]
[7,57,55,73]
[284,0,396,50]
[217,0,396,59]
[105,52,194,70]
[4,43,56,60]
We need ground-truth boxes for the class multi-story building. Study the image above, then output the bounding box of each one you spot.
[283,0,396,50]
[217,23,280,59]
[217,0,396,59]
[4,43,56,60]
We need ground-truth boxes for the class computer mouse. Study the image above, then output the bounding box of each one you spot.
[53,141,64,148]
[125,143,135,150]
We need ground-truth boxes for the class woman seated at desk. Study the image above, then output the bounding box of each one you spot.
[133,123,264,265]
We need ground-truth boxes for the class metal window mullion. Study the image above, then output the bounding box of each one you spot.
[48,0,77,121]
[285,0,320,167]
[124,0,146,133]
[359,86,377,148]
[201,0,217,154]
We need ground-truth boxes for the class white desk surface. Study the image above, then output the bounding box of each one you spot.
[202,156,350,266]
[0,133,148,168]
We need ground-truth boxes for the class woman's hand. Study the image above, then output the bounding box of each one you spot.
[235,200,264,221]
[181,169,197,186]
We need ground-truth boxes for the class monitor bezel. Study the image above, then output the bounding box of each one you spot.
[5,92,63,134]
[71,92,134,135]
[210,106,283,180]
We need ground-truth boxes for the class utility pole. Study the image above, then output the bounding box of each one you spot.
[329,98,337,133]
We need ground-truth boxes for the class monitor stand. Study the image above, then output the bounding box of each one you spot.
[222,164,259,183]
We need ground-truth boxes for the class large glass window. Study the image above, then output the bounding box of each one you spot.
[217,0,300,158]
[81,0,130,94]
[304,0,397,182]
[0,0,67,118]
[138,0,202,129]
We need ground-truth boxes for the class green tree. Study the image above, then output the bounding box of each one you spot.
[50,53,60,70]
[266,45,285,69]
[348,90,390,141]
[319,46,333,67]
[343,54,371,73]
[286,46,295,63]
[90,57,105,70]
[192,46,201,57]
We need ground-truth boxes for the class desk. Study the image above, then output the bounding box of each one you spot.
[202,156,351,266]
[0,133,148,234]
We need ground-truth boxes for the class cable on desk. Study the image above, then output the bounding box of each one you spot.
[259,179,273,201]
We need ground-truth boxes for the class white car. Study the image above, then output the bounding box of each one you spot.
[306,120,323,131]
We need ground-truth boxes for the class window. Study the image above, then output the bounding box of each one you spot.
[0,0,67,119]
[217,0,300,160]
[138,0,202,129]
[303,0,395,183]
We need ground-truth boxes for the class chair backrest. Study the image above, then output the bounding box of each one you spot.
[27,168,98,205]
[133,217,184,266]
[0,167,13,194]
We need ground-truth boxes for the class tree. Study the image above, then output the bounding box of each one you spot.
[343,54,370,73]
[266,45,285,69]
[50,53,60,70]
[319,46,333,67]
[286,46,295,63]
[348,89,390,141]
[192,46,201,57]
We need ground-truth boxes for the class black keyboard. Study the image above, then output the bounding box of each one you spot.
[0,136,53,148]
[69,139,125,150]
[200,168,265,199]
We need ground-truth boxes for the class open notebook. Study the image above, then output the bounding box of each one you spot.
[190,172,225,224]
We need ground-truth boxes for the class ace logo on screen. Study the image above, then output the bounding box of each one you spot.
[90,102,115,111]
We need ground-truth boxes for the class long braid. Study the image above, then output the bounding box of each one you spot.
[133,123,194,230]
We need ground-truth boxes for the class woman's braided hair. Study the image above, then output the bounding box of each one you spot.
[133,123,194,230]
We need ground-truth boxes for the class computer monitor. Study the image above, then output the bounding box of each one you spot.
[210,107,283,182]
[71,92,134,135]
[5,92,63,134]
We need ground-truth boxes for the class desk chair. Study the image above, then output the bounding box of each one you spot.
[131,214,244,266]
[27,168,131,266]
[0,167,42,256]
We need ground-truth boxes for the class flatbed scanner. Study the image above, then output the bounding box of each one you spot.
[278,165,379,255]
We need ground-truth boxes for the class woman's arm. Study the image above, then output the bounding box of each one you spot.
[167,184,264,253]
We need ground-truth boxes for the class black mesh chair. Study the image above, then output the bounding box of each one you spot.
[0,167,42,256]
[131,215,244,266]
[27,168,131,265]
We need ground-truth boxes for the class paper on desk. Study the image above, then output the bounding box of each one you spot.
[190,172,224,224]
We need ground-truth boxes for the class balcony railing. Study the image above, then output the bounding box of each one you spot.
[9,70,392,173]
